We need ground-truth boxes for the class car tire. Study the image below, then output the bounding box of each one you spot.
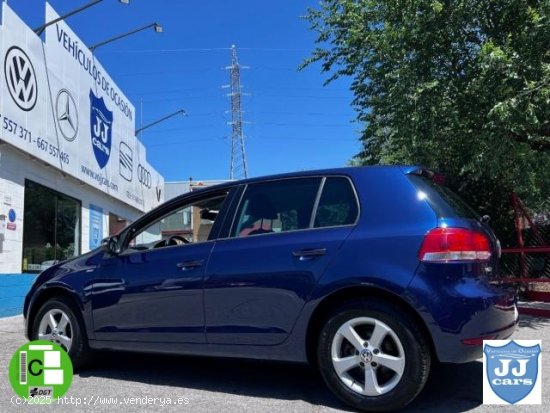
[317,299,431,411]
[32,297,91,370]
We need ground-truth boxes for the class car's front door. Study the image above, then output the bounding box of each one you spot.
[204,176,359,345]
[91,190,231,344]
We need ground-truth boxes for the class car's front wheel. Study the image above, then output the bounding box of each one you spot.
[32,297,91,369]
[317,299,431,411]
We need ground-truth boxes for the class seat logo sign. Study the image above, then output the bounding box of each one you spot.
[4,46,37,111]
[119,142,133,181]
[8,340,73,401]
[56,89,79,142]
[483,340,541,404]
[90,90,113,169]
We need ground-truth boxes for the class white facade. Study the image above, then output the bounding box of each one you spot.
[0,143,145,273]
[0,3,164,273]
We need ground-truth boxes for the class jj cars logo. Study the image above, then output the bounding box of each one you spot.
[4,46,37,111]
[89,90,113,169]
[56,89,79,142]
[483,340,542,404]
[138,164,152,188]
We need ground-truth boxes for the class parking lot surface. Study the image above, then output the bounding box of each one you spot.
[0,315,548,412]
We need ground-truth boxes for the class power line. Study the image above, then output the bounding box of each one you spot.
[129,86,221,96]
[258,111,353,116]
[259,122,355,128]
[97,47,232,54]
[144,135,358,148]
[96,47,309,54]
[135,94,225,104]
[111,68,220,77]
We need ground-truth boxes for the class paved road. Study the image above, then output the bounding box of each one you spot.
[0,315,548,412]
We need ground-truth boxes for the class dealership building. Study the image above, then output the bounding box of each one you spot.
[0,3,164,273]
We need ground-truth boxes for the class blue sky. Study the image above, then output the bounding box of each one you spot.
[10,0,360,181]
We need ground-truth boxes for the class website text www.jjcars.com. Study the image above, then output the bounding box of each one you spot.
[11,395,191,407]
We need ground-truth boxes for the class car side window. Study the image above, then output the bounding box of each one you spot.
[126,193,227,252]
[231,178,321,237]
[314,177,359,228]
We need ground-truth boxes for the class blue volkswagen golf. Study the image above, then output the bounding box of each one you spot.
[24,166,517,411]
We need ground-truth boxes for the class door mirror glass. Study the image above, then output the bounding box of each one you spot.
[101,236,119,255]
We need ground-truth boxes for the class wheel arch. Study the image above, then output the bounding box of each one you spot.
[305,285,436,367]
[27,286,85,339]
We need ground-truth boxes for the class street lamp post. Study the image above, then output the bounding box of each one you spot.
[135,109,187,136]
[34,0,130,36]
[89,23,163,52]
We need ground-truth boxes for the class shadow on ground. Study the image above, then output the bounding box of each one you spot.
[78,351,482,412]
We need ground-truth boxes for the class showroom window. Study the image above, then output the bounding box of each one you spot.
[22,180,81,272]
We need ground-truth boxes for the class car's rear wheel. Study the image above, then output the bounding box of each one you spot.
[317,300,431,411]
[32,297,91,370]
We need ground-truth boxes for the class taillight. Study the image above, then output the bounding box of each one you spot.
[418,227,491,262]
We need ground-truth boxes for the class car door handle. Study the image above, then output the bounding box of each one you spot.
[176,260,204,270]
[292,248,327,260]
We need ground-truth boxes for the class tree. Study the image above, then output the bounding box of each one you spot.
[303,0,550,244]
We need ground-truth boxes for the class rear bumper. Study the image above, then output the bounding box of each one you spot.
[408,268,518,363]
[430,297,518,363]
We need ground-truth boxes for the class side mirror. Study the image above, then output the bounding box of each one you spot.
[101,236,119,255]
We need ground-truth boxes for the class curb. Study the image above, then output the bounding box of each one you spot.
[518,301,550,318]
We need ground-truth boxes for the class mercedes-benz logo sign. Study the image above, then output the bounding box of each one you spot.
[56,89,79,142]
[4,46,37,111]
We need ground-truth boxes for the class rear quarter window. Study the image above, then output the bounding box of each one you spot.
[408,174,479,219]
[314,177,359,228]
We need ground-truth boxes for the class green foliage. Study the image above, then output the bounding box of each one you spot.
[303,0,550,244]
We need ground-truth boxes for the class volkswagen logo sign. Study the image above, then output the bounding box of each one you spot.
[56,89,79,142]
[4,46,37,111]
[137,164,152,188]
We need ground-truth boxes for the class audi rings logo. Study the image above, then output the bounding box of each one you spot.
[137,164,152,188]
[4,46,38,111]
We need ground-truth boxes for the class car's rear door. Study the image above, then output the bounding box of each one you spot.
[204,176,359,345]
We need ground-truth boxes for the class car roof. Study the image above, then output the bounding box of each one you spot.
[174,165,420,196]
[132,165,422,231]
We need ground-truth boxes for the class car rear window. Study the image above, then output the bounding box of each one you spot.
[408,174,479,219]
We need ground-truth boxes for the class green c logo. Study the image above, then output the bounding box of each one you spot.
[8,340,73,401]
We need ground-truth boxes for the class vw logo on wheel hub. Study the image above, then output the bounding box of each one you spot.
[360,349,373,363]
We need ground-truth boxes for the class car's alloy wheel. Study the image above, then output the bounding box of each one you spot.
[37,308,73,353]
[318,300,431,411]
[32,297,91,370]
[331,317,405,396]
